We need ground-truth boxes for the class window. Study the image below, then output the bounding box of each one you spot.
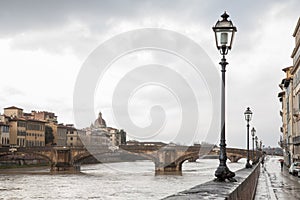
[17,121,26,127]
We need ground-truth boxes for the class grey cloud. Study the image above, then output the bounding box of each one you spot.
[1,0,299,147]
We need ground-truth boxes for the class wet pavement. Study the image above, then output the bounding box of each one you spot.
[255,156,300,200]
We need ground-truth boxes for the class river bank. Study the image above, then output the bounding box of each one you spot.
[0,164,50,174]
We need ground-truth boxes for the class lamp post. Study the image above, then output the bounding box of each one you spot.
[260,140,262,151]
[255,136,258,150]
[251,127,256,164]
[213,12,237,182]
[244,107,253,168]
[255,136,259,162]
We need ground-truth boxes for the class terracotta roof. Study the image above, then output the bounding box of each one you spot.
[9,117,26,121]
[66,126,77,131]
[282,66,293,72]
[4,106,23,110]
[26,118,46,123]
[0,122,9,126]
[57,124,68,128]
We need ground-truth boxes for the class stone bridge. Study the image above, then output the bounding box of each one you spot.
[0,144,202,174]
[119,144,201,175]
[0,146,91,172]
[0,145,258,174]
[210,147,262,163]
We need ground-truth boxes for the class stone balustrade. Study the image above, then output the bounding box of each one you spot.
[163,162,261,200]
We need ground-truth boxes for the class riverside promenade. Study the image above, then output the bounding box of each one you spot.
[255,156,300,200]
[163,161,260,199]
[164,155,300,199]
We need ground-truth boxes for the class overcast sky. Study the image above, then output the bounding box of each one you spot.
[0,0,299,148]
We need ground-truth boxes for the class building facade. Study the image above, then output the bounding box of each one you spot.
[87,112,126,147]
[3,106,46,147]
[31,111,58,145]
[66,124,83,147]
[57,124,67,146]
[25,119,45,147]
[279,18,300,165]
[0,122,10,147]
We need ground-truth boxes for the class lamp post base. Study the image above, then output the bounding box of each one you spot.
[245,162,252,168]
[215,165,236,182]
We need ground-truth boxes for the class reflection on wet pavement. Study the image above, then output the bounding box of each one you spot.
[255,156,300,200]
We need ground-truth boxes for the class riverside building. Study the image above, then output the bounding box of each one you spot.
[279,17,300,165]
[3,106,46,147]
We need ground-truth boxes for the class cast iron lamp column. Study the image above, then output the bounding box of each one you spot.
[255,135,258,161]
[255,136,258,150]
[251,127,256,164]
[213,12,237,182]
[244,107,253,168]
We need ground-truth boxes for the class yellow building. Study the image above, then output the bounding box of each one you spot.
[279,66,294,165]
[4,106,23,118]
[3,106,46,147]
[9,118,26,147]
[30,111,58,145]
[25,119,45,147]
[0,122,10,147]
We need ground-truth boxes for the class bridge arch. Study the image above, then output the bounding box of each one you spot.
[72,150,157,165]
[176,152,199,167]
[227,154,244,163]
[0,151,52,163]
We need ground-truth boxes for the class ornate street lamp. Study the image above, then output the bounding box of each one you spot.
[213,12,237,182]
[255,136,259,162]
[255,136,258,150]
[244,107,253,168]
[260,140,262,151]
[251,127,256,164]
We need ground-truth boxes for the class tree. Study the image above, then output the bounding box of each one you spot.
[45,125,54,145]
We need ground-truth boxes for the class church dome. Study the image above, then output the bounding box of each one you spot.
[94,112,107,128]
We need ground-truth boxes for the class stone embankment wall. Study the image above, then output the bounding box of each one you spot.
[163,162,260,200]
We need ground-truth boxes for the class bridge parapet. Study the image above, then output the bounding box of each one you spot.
[120,144,201,174]
[0,144,215,174]
[164,161,261,199]
[212,147,263,163]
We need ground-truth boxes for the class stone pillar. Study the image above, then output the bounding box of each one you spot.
[50,147,80,173]
[154,150,182,175]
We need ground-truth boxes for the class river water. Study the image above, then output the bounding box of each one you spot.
[0,159,245,200]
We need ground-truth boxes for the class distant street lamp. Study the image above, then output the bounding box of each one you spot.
[244,107,253,168]
[260,140,263,151]
[251,127,256,164]
[255,136,258,150]
[213,12,237,182]
[255,136,259,162]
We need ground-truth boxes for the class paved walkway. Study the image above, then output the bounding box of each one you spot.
[255,156,300,200]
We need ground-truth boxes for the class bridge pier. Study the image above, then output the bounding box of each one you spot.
[154,149,183,175]
[228,155,241,163]
[50,164,80,173]
[50,147,81,173]
[155,162,182,175]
